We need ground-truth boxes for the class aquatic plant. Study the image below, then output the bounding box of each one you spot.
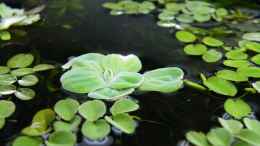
[0,53,55,100]
[0,100,15,130]
[186,118,260,146]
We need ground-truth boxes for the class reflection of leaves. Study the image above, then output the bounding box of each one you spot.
[48,0,85,16]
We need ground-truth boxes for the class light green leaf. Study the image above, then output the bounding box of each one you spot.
[184,44,208,56]
[54,99,79,121]
[88,88,135,101]
[110,72,143,89]
[243,32,260,42]
[201,74,237,96]
[252,81,260,93]
[202,37,224,47]
[218,118,243,134]
[81,119,111,140]
[78,100,106,121]
[0,31,11,41]
[224,99,252,119]
[7,53,34,68]
[216,8,228,17]
[225,50,248,60]
[15,88,36,100]
[176,14,194,23]
[184,80,207,91]
[244,41,260,53]
[33,64,55,72]
[244,118,260,136]
[12,136,43,146]
[194,14,211,22]
[0,85,16,95]
[110,98,139,115]
[202,49,223,63]
[105,113,136,134]
[0,74,17,85]
[176,30,197,43]
[216,69,248,82]
[18,75,39,86]
[236,129,260,146]
[223,60,251,68]
[207,128,232,146]
[237,66,260,78]
[0,118,5,129]
[251,54,260,65]
[139,67,184,93]
[11,68,34,77]
[53,116,82,132]
[186,131,210,146]
[0,66,10,74]
[0,100,15,118]
[45,131,76,146]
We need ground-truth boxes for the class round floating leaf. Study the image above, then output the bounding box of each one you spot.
[18,75,39,86]
[176,14,194,23]
[201,74,237,96]
[12,136,43,146]
[238,66,260,78]
[184,44,208,56]
[54,99,79,121]
[14,88,36,100]
[244,118,260,136]
[218,118,243,134]
[0,85,16,95]
[105,113,136,134]
[244,41,260,53]
[223,60,251,68]
[251,54,260,65]
[207,128,232,146]
[176,30,197,43]
[202,37,224,47]
[110,72,144,89]
[224,98,252,119]
[158,11,175,21]
[186,131,210,146]
[215,8,228,17]
[33,64,55,72]
[0,31,11,41]
[78,100,106,121]
[11,68,34,77]
[0,100,15,118]
[7,53,34,68]
[194,13,211,22]
[236,129,260,146]
[60,68,105,94]
[53,116,81,132]
[252,81,260,93]
[0,74,16,85]
[0,118,5,129]
[202,49,222,63]
[81,120,111,140]
[216,70,248,82]
[139,67,184,93]
[225,50,248,60]
[88,88,135,101]
[0,66,10,74]
[110,98,139,115]
[46,131,76,146]
[243,32,260,42]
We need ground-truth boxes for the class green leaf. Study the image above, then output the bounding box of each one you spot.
[12,136,43,146]
[0,85,16,95]
[186,131,210,146]
[225,50,248,60]
[7,53,34,68]
[81,119,111,140]
[202,49,223,63]
[216,69,248,82]
[223,60,251,68]
[11,68,34,77]
[250,54,260,65]
[243,32,260,42]
[33,64,55,72]
[244,118,260,136]
[0,118,5,129]
[14,88,36,100]
[54,99,79,121]
[184,80,207,91]
[110,72,144,89]
[224,99,252,119]
[194,13,211,22]
[252,81,260,93]
[0,100,15,118]
[0,66,10,74]
[78,100,106,121]
[88,88,135,101]
[110,98,139,115]
[218,118,243,134]
[0,74,17,85]
[139,67,184,93]
[46,131,76,146]
[237,66,260,78]
[176,30,197,43]
[53,116,82,132]
[236,129,260,146]
[201,74,237,96]
[207,128,232,146]
[184,44,208,56]
[244,41,260,53]
[60,68,105,93]
[105,113,136,134]
[18,75,39,86]
[176,14,194,23]
[216,8,228,17]
[0,31,11,41]
[202,37,224,47]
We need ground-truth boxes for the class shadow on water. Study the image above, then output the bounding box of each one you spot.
[1,0,260,146]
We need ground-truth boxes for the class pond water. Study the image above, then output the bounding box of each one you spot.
[1,0,260,146]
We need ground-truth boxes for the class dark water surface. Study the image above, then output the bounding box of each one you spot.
[1,0,260,146]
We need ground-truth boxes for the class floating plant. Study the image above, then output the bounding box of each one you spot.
[0,100,15,129]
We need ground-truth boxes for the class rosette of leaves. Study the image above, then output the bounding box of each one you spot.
[102,0,155,16]
[0,53,55,100]
[60,53,184,101]
[186,118,260,146]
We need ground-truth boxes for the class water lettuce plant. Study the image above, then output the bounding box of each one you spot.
[186,118,260,146]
